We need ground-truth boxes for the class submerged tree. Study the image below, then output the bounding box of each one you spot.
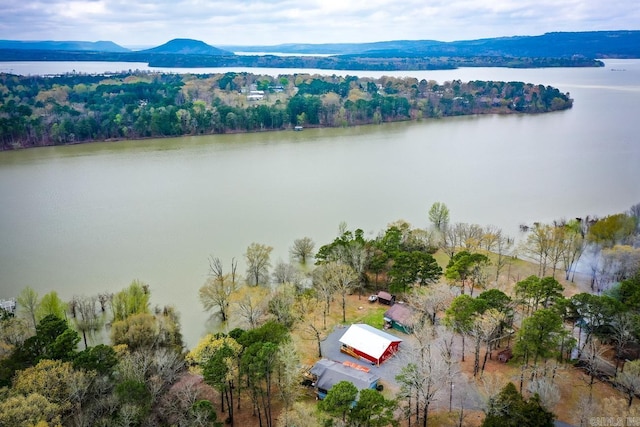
[37,291,67,321]
[70,295,104,349]
[428,202,450,233]
[17,286,39,330]
[199,256,238,322]
[245,243,273,286]
[290,237,315,265]
[110,280,151,322]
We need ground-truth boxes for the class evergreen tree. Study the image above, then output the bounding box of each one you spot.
[483,382,555,427]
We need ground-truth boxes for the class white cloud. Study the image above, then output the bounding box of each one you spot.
[0,0,638,46]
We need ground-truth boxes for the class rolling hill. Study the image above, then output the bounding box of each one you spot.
[0,40,129,52]
[139,38,231,55]
[222,31,640,58]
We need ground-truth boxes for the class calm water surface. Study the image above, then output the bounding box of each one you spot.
[1,60,639,347]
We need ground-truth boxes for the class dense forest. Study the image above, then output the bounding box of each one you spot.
[0,71,573,149]
[0,202,639,426]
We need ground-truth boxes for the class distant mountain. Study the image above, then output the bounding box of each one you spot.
[223,31,640,58]
[0,40,129,52]
[3,31,637,60]
[0,31,635,71]
[225,40,446,55]
[140,38,230,55]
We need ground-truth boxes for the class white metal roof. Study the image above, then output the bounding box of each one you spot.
[338,324,402,360]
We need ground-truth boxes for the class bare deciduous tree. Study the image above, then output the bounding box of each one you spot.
[233,287,269,329]
[526,376,560,410]
[616,360,640,407]
[428,202,450,233]
[468,309,505,376]
[611,312,635,375]
[17,286,39,330]
[323,261,358,323]
[560,221,586,282]
[396,323,448,427]
[438,329,460,413]
[71,295,104,349]
[199,256,238,322]
[408,283,452,326]
[312,264,336,329]
[289,237,315,265]
[521,223,553,277]
[268,284,297,328]
[245,243,273,286]
[494,232,515,284]
[271,261,304,290]
[276,340,301,427]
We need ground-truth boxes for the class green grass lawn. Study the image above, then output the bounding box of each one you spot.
[352,305,387,329]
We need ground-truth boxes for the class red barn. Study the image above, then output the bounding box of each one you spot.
[339,324,403,366]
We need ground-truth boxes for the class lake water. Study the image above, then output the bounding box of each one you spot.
[1,60,639,347]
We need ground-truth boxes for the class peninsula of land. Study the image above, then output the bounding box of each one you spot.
[0,71,573,149]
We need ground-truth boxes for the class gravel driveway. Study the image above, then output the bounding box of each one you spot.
[319,324,485,411]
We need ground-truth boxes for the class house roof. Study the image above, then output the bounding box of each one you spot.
[377,291,393,301]
[310,359,380,391]
[384,303,416,326]
[339,324,402,360]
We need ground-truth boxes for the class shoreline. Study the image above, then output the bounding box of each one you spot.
[2,108,557,151]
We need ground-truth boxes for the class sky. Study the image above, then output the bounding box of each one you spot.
[1,0,639,48]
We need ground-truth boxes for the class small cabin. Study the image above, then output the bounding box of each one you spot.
[498,348,513,363]
[377,291,396,306]
[383,303,416,334]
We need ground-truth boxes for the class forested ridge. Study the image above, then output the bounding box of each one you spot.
[0,71,572,149]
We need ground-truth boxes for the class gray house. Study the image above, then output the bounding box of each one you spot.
[309,359,380,400]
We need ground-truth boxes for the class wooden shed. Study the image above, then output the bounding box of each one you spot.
[498,348,513,363]
[383,303,416,334]
[377,291,396,306]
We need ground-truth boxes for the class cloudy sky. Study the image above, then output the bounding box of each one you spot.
[1,0,639,47]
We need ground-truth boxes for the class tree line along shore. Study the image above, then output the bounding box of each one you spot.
[0,71,573,150]
[0,202,639,426]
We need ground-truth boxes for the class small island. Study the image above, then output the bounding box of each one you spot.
[0,71,572,150]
